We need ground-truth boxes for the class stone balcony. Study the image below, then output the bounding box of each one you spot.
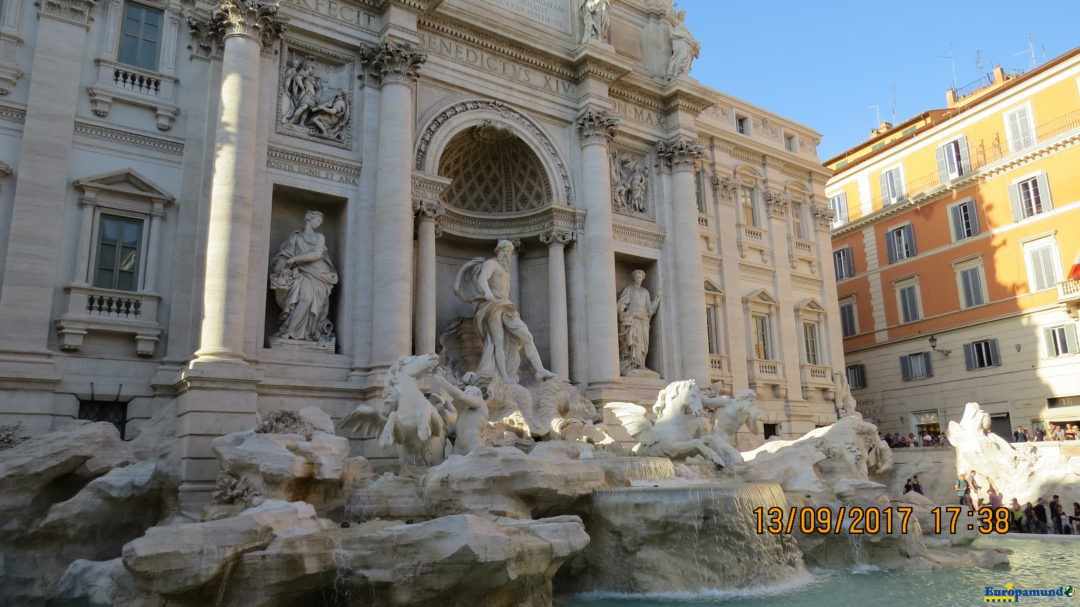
[800,363,835,400]
[56,284,163,356]
[1059,279,1080,319]
[708,353,731,386]
[87,59,180,131]
[747,358,786,398]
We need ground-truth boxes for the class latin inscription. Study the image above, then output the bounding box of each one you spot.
[281,0,375,28]
[611,99,664,129]
[479,0,570,31]
[417,32,574,97]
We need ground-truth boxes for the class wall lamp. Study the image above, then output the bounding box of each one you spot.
[928,334,951,357]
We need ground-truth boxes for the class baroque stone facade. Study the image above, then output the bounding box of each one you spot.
[0,0,838,507]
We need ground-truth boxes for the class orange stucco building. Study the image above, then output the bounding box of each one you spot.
[825,47,1080,439]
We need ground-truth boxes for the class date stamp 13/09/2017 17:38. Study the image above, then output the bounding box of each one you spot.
[753,506,1012,535]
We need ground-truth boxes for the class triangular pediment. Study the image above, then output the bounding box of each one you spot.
[795,297,825,312]
[75,169,174,203]
[743,289,777,305]
[704,279,723,294]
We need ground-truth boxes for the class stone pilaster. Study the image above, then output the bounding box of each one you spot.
[508,238,524,307]
[412,188,445,355]
[361,41,426,371]
[576,108,622,394]
[540,227,575,379]
[657,137,710,383]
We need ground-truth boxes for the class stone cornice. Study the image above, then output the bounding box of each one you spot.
[612,221,665,250]
[609,83,665,113]
[212,0,288,48]
[359,41,426,84]
[571,45,633,84]
[74,121,184,156]
[267,146,361,184]
[438,203,585,241]
[661,80,715,116]
[576,108,618,145]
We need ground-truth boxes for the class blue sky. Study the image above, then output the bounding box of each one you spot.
[678,1,1080,160]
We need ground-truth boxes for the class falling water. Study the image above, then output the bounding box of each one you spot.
[593,456,677,485]
[575,483,805,593]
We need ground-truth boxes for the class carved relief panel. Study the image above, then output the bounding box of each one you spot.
[610,148,653,220]
[277,40,355,149]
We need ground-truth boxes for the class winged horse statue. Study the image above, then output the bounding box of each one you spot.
[604,379,726,467]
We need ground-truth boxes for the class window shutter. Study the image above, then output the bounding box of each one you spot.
[900,355,911,381]
[957,136,971,173]
[1035,174,1053,211]
[1066,325,1079,354]
[963,343,975,370]
[967,201,980,235]
[923,352,934,377]
[936,144,949,184]
[1008,184,1023,221]
[950,205,963,240]
[903,225,916,256]
[1044,328,1056,356]
[845,251,854,277]
[989,339,1001,366]
[886,231,898,263]
[837,192,849,222]
[971,269,984,305]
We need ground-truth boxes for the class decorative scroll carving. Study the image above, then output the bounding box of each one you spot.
[610,149,651,216]
[811,204,835,229]
[37,0,96,24]
[576,108,618,145]
[656,138,704,170]
[359,41,426,85]
[211,0,287,49]
[764,191,789,218]
[540,227,575,248]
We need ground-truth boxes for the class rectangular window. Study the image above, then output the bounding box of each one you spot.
[839,300,857,338]
[793,204,807,239]
[958,264,987,308]
[886,224,916,263]
[752,314,771,359]
[803,322,820,365]
[846,364,866,389]
[705,306,720,355]
[900,352,933,381]
[694,170,707,213]
[118,2,163,71]
[785,134,797,152]
[963,339,1001,370]
[1009,175,1053,220]
[949,200,980,241]
[828,192,849,227]
[833,247,854,280]
[898,283,921,323]
[880,167,903,205]
[1045,325,1079,357]
[937,138,969,181]
[1023,238,1061,293]
[736,115,750,135]
[1005,106,1035,153]
[78,400,129,439]
[741,186,759,227]
[93,214,143,291]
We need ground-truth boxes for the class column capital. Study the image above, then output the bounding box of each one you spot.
[37,0,96,25]
[413,198,445,221]
[656,137,704,171]
[764,191,789,218]
[187,10,225,59]
[576,108,618,146]
[540,227,576,248]
[211,0,287,48]
[810,203,835,230]
[359,41,426,85]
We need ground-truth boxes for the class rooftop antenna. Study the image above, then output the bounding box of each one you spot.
[870,104,881,126]
[939,42,957,89]
[1014,34,1037,70]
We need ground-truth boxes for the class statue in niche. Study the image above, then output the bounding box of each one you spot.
[579,0,611,43]
[617,269,661,376]
[610,151,650,214]
[453,240,557,384]
[269,210,338,348]
[665,7,699,79]
[280,53,350,142]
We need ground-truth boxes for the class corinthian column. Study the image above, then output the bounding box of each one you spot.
[361,42,426,371]
[658,137,709,383]
[412,197,444,355]
[576,109,621,391]
[540,227,575,379]
[194,0,286,363]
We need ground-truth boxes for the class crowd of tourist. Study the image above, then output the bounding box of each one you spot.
[883,431,948,448]
[1013,423,1080,442]
[953,470,1080,535]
